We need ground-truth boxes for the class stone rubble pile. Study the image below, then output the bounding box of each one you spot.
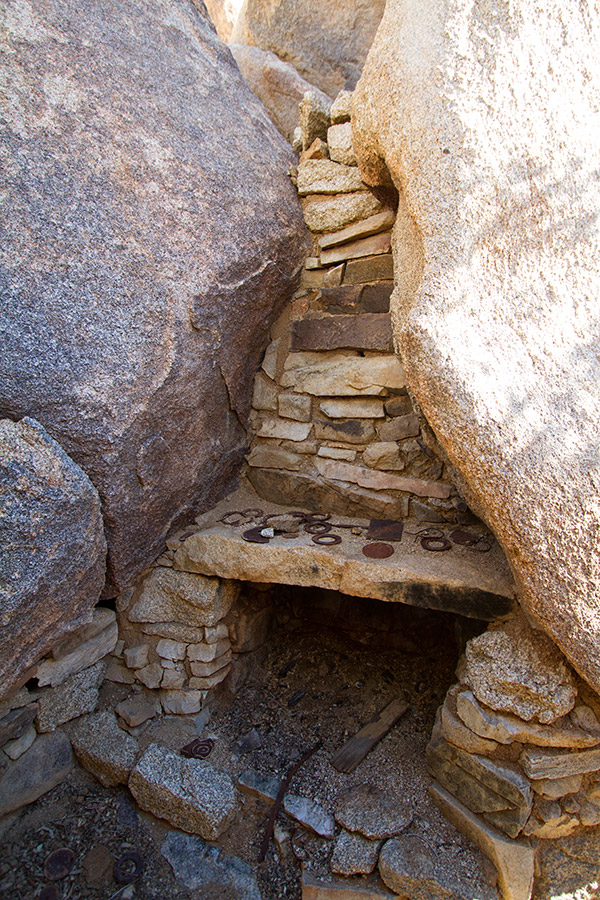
[427,611,600,897]
[245,92,469,525]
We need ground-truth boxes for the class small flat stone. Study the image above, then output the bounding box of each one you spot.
[189,651,232,677]
[69,710,139,787]
[160,690,205,715]
[335,783,412,839]
[278,392,313,422]
[3,725,36,760]
[362,282,393,313]
[281,353,405,397]
[344,254,394,284]
[161,669,186,690]
[456,688,600,749]
[330,90,353,124]
[429,782,534,900]
[318,211,396,251]
[36,619,118,688]
[82,844,113,889]
[252,371,278,411]
[362,443,405,472]
[520,745,600,780]
[291,315,392,352]
[129,744,238,839]
[377,415,420,442]
[315,458,451,498]
[257,418,312,442]
[297,160,366,196]
[384,395,412,417]
[320,232,391,266]
[0,732,73,816]
[531,774,583,799]
[331,830,380,876]
[379,835,495,900]
[204,622,229,644]
[317,446,357,461]
[123,644,150,669]
[327,122,356,166]
[36,661,106,731]
[115,697,158,728]
[318,285,362,310]
[302,869,395,899]
[161,830,261,899]
[0,703,38,748]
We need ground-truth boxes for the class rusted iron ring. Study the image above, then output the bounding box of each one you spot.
[114,851,144,884]
[180,737,215,759]
[421,536,452,552]
[304,521,331,534]
[312,534,342,545]
[303,512,331,522]
[220,510,247,526]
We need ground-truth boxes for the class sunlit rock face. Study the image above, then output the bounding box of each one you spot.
[0,0,308,596]
[353,0,600,691]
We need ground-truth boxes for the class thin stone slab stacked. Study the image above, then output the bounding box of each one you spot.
[112,541,273,714]
[427,610,600,900]
[246,93,468,524]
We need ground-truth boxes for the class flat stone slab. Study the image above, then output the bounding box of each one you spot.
[161,830,262,899]
[175,488,516,621]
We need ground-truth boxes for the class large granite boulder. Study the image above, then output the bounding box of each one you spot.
[0,418,106,698]
[231,0,386,97]
[352,1,600,691]
[230,44,332,143]
[0,0,308,595]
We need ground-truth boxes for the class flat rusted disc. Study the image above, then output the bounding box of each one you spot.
[242,526,270,544]
[362,542,394,559]
[368,519,404,542]
[449,529,479,546]
[44,848,75,881]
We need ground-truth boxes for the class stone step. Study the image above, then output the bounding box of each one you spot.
[175,488,516,621]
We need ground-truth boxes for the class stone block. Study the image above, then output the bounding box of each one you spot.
[124,644,150,669]
[521,745,600,780]
[362,443,405,471]
[257,418,312,441]
[142,623,205,643]
[320,232,391,266]
[315,419,375,444]
[456,688,600,749]
[115,697,157,728]
[69,710,138,787]
[463,612,577,724]
[105,660,135,684]
[278,392,313,422]
[318,446,358,462]
[315,458,451,497]
[531,773,583,799]
[302,870,395,899]
[188,664,231,690]
[189,651,233,677]
[156,640,187,661]
[301,139,329,163]
[4,726,36,760]
[319,210,396,251]
[429,782,534,900]
[129,744,238,838]
[281,353,405,396]
[324,264,345,286]
[330,90,353,124]
[160,690,204,715]
[136,663,163,689]
[291,314,392,352]
[247,444,303,471]
[297,160,366,195]
[377,414,420,441]
[161,669,186,690]
[439,693,500,756]
[204,622,229,644]
[36,661,105,732]
[36,618,118,688]
[299,90,331,150]
[252,372,278,411]
[327,122,356,165]
[426,743,516,817]
[302,192,383,234]
[0,732,73,817]
[128,567,238,628]
[362,282,393,313]
[344,254,394,284]
[318,285,362,310]
[188,637,231,663]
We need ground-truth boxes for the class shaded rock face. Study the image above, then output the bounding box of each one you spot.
[0,418,106,698]
[196,0,241,41]
[0,0,308,596]
[353,1,600,692]
[232,0,386,97]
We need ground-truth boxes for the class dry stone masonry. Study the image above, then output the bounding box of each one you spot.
[246,94,469,527]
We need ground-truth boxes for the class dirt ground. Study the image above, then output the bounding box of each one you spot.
[0,590,497,900]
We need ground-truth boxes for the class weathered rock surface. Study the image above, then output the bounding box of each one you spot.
[462,614,577,724]
[231,0,385,96]
[69,710,139,786]
[162,830,262,899]
[36,660,106,732]
[353,0,600,693]
[129,744,238,839]
[0,732,73,817]
[0,418,106,697]
[230,44,331,143]
[0,0,308,597]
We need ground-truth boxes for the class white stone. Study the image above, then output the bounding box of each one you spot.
[156,639,187,661]
[204,622,229,644]
[297,159,366,196]
[188,637,231,663]
[315,457,451,497]
[257,418,312,441]
[330,90,353,124]
[319,398,385,419]
[281,353,405,396]
[317,446,357,461]
[278,391,312,422]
